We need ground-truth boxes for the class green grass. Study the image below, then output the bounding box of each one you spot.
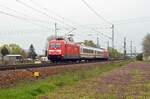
[0,61,131,99]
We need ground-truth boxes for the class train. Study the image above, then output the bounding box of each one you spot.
[47,36,109,62]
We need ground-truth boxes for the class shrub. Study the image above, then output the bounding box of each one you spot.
[136,53,143,61]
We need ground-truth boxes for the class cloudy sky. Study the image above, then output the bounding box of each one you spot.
[0,0,150,54]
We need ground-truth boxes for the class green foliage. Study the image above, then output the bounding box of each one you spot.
[142,33,150,57]
[0,46,9,56]
[136,53,143,61]
[9,44,22,54]
[83,40,97,47]
[108,47,123,59]
[28,44,37,60]
[0,44,27,58]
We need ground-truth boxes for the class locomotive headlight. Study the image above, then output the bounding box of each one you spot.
[49,50,54,52]
[56,50,61,52]
[49,50,61,52]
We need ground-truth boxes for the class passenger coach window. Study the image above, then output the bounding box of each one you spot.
[83,48,93,53]
[49,43,61,48]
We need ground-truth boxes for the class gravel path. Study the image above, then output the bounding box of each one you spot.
[0,62,109,88]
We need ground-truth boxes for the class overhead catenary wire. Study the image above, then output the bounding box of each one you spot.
[29,0,78,34]
[92,28,112,39]
[81,0,112,25]
[0,10,52,30]
[114,16,150,25]
[80,0,139,52]
[0,4,50,24]
[81,0,115,51]
[30,0,78,28]
[16,0,76,29]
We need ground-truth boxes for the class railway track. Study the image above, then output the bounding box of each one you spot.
[0,63,72,71]
[0,61,104,71]
[0,59,126,71]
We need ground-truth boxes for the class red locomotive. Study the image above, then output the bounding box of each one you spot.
[47,37,109,62]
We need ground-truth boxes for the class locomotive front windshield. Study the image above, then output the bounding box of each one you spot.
[49,43,61,48]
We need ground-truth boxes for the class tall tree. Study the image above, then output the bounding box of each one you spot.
[83,40,97,47]
[1,46,9,56]
[9,44,23,55]
[28,44,37,60]
[142,33,150,59]
[108,47,122,59]
[1,46,9,63]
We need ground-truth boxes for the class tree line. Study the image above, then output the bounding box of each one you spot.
[141,33,150,61]
[0,44,37,61]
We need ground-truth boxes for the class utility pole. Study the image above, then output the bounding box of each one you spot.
[134,46,136,57]
[124,37,126,59]
[55,22,57,40]
[111,24,114,59]
[96,33,99,48]
[112,24,114,50]
[111,24,114,57]
[130,40,133,57]
[107,41,109,50]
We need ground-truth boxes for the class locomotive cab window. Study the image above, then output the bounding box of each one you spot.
[49,43,61,48]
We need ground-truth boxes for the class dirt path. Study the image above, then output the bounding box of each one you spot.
[43,62,150,99]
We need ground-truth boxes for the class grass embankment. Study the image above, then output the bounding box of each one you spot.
[0,61,130,99]
[46,61,150,99]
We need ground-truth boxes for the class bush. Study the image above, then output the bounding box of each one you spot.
[136,53,143,61]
